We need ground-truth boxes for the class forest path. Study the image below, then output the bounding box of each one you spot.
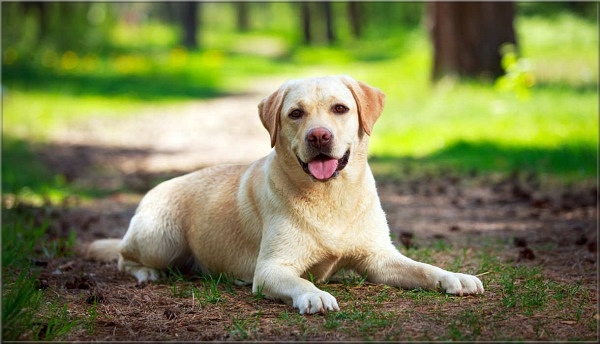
[47,77,282,172]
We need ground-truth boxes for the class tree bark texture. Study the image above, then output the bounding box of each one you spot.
[427,2,516,80]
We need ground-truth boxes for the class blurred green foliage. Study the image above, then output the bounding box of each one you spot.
[495,43,536,101]
[1,49,223,99]
[518,2,597,21]
[1,2,598,197]
[0,2,425,55]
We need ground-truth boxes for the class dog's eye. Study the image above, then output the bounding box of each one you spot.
[289,109,304,119]
[333,104,349,114]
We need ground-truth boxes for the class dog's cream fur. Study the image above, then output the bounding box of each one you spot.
[87,75,483,314]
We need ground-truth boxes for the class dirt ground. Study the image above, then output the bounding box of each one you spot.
[9,78,598,341]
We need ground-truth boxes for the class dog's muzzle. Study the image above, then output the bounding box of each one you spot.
[297,150,350,181]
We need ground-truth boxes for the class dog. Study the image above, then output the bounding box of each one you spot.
[86,75,484,314]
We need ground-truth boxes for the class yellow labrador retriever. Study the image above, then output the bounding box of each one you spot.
[87,75,483,314]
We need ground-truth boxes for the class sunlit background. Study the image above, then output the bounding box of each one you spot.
[2,1,598,200]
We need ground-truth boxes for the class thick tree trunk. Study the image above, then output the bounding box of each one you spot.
[427,2,516,80]
[181,2,199,49]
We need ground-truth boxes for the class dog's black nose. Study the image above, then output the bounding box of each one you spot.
[307,127,333,149]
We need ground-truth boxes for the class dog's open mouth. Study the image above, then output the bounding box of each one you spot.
[298,150,350,181]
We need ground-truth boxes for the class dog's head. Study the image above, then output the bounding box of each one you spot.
[258,75,385,182]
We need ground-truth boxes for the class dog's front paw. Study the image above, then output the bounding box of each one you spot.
[436,271,484,296]
[293,290,340,315]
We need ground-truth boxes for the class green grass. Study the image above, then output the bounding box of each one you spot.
[1,50,224,100]
[167,271,235,307]
[323,308,397,340]
[1,136,80,205]
[196,275,228,305]
[384,242,594,340]
[447,308,483,341]
[518,13,598,86]
[498,266,548,313]
[228,311,264,340]
[1,212,84,341]
[1,270,44,340]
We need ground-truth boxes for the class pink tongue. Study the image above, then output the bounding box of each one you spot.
[308,158,339,180]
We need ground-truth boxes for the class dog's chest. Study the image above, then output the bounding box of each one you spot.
[292,186,372,224]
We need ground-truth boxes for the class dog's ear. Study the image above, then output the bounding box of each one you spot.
[341,76,386,136]
[258,84,288,148]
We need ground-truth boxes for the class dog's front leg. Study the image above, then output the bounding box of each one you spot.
[253,260,340,314]
[252,222,340,315]
[358,246,484,295]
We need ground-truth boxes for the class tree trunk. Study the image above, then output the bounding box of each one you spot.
[322,2,335,44]
[21,2,50,41]
[427,2,516,80]
[348,2,361,38]
[301,2,312,45]
[236,2,249,32]
[181,2,199,49]
[159,2,179,23]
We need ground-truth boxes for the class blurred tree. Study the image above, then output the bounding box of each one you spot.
[323,2,335,44]
[2,2,114,54]
[347,2,362,38]
[301,2,312,44]
[299,2,336,45]
[427,2,516,80]
[156,2,179,23]
[181,2,200,49]
[20,2,49,40]
[236,2,249,32]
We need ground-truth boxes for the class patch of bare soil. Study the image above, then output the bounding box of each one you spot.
[18,172,597,341]
[11,80,598,340]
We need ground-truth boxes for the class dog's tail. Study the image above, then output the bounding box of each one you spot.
[85,238,122,262]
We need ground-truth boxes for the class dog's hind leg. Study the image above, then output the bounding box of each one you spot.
[118,213,192,283]
[118,258,163,282]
